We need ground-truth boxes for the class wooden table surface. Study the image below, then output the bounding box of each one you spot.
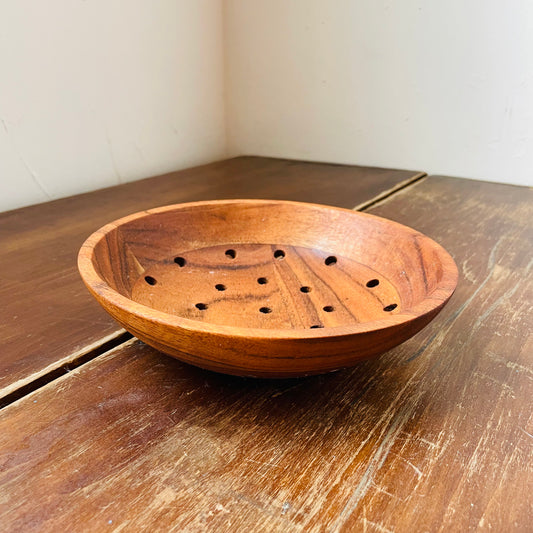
[0,157,531,532]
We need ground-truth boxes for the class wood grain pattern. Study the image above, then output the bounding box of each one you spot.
[79,199,457,377]
[0,157,423,399]
[0,176,530,532]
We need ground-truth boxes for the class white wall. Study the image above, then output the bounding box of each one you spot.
[0,0,226,211]
[2,1,531,212]
[225,1,533,186]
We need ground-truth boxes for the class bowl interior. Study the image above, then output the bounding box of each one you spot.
[90,200,449,331]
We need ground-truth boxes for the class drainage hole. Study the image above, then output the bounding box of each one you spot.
[383,303,398,312]
[195,303,208,310]
[274,249,285,260]
[325,256,337,266]
[366,279,379,288]
[225,249,236,259]
[144,276,157,286]
[323,305,335,312]
[174,256,186,267]
[257,277,268,285]
[310,325,324,329]
[259,307,272,314]
[215,284,226,291]
[300,286,312,293]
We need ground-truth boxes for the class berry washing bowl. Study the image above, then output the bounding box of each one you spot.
[78,199,458,378]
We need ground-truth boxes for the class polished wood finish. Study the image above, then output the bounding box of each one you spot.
[1,175,530,532]
[79,200,457,377]
[0,157,423,399]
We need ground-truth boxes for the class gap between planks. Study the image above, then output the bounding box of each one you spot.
[0,171,427,410]
[0,331,132,410]
[354,172,427,211]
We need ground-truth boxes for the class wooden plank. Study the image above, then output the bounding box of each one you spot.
[0,157,423,400]
[2,175,530,532]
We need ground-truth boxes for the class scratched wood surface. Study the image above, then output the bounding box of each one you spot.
[0,156,422,401]
[1,176,530,532]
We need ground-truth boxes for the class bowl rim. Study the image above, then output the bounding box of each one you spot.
[78,199,459,341]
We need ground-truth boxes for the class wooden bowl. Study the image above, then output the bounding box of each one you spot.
[78,200,458,378]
